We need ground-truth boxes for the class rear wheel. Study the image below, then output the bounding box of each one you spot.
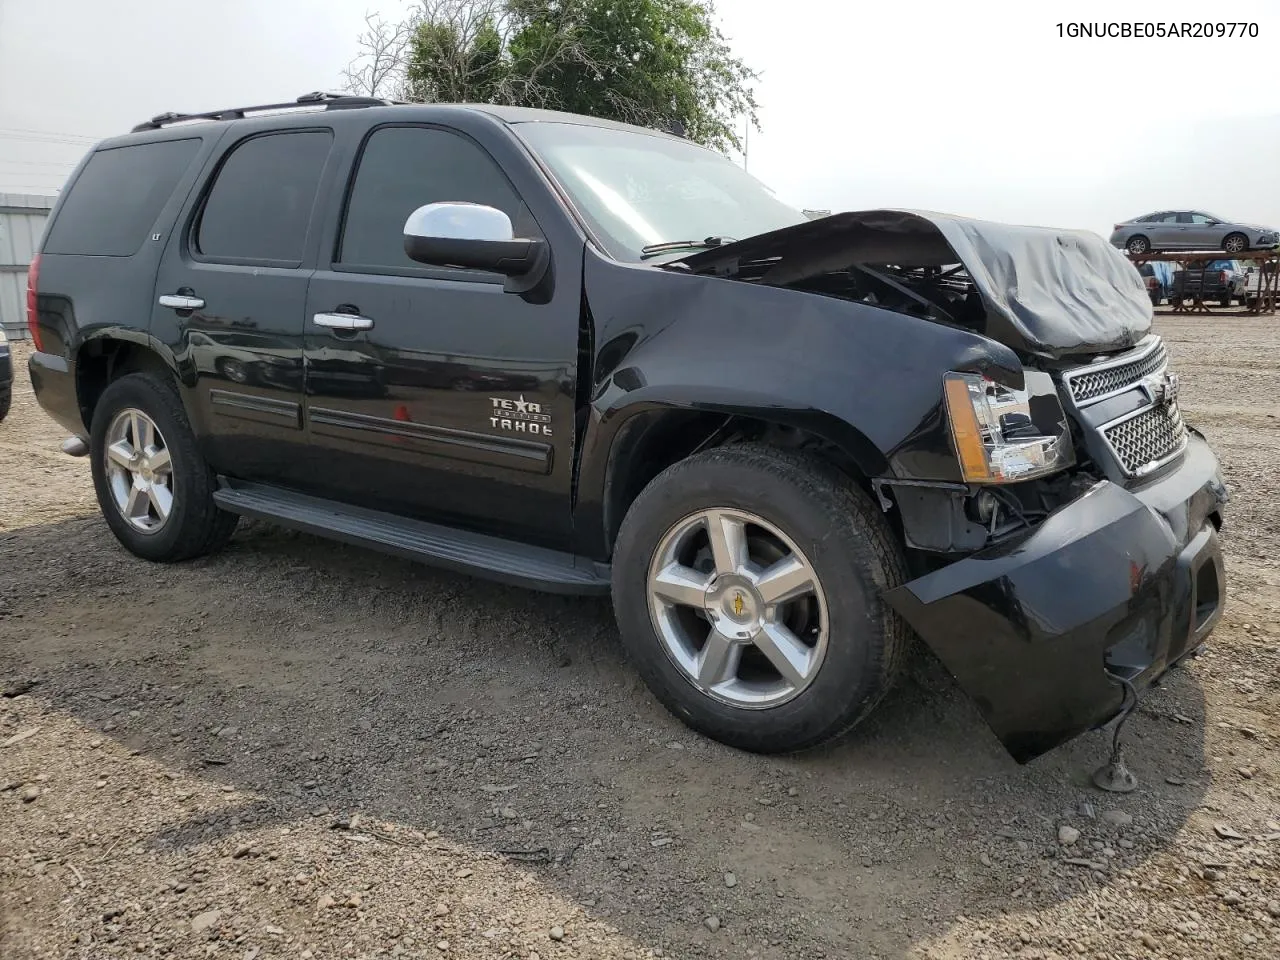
[89,373,238,562]
[0,388,10,423]
[1126,235,1150,255]
[611,443,911,754]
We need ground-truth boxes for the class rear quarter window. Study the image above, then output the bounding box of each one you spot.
[43,138,202,257]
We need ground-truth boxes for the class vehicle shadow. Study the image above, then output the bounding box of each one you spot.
[0,515,1212,959]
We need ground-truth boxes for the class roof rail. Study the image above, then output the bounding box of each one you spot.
[130,91,410,133]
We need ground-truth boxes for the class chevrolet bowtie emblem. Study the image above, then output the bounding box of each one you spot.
[733,592,745,617]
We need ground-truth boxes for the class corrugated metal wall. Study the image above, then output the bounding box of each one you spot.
[0,193,56,340]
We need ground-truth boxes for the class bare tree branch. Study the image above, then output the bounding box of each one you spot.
[342,11,412,98]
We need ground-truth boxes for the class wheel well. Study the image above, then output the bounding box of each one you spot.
[602,411,887,556]
[76,339,174,431]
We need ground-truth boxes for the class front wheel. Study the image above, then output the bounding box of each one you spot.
[1223,233,1248,255]
[610,444,911,754]
[89,372,238,562]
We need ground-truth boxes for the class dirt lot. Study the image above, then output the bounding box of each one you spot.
[2,318,1278,960]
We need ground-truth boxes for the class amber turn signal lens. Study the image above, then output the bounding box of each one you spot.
[943,374,991,482]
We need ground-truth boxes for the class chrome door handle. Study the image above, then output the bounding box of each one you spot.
[158,294,205,310]
[313,312,374,331]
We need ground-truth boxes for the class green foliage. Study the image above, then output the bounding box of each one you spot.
[391,0,758,154]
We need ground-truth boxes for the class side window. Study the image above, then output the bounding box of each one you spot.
[1189,213,1213,224]
[338,126,536,272]
[196,131,332,265]
[1176,212,1194,224]
[43,138,202,258]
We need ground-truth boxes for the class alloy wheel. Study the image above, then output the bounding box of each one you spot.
[646,508,829,709]
[103,408,175,534]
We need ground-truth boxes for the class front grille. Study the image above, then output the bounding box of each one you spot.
[1104,404,1187,475]
[1060,336,1190,478]
[1067,340,1167,403]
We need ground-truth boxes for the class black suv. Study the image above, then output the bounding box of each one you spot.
[27,93,1229,765]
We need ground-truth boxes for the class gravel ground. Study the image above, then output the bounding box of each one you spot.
[1,316,1278,960]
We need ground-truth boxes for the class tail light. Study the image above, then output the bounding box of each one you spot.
[25,253,42,351]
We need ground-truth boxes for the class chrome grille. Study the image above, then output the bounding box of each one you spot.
[1067,340,1168,403]
[1104,404,1187,475]
[1060,335,1189,478]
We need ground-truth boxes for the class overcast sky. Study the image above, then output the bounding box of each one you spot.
[2,0,1278,239]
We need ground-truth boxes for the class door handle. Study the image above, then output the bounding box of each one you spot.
[313,312,374,331]
[158,294,205,311]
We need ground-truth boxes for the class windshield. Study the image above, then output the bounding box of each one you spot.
[513,121,808,262]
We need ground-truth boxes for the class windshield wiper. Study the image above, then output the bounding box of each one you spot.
[640,236,738,259]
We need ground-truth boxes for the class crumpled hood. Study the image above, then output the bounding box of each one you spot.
[672,209,1155,361]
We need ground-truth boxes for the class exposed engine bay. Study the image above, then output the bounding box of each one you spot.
[670,209,1157,361]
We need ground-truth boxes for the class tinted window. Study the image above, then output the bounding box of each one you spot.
[43,139,201,257]
[197,131,331,264]
[339,126,532,270]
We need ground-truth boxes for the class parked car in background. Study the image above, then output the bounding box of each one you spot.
[1241,260,1277,310]
[1171,259,1248,307]
[1110,211,1280,255]
[1134,261,1175,305]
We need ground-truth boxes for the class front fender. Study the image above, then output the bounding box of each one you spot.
[571,249,1022,559]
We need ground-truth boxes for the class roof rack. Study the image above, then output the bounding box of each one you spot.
[130,91,410,133]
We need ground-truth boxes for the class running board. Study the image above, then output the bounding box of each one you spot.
[212,481,611,595]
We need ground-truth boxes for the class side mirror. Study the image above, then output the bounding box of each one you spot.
[403,202,548,284]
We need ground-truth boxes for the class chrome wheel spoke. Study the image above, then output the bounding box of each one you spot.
[696,629,742,687]
[754,553,816,605]
[651,562,712,609]
[131,412,152,454]
[106,440,136,470]
[705,510,747,576]
[124,483,149,522]
[149,483,173,521]
[754,623,812,688]
[148,446,172,475]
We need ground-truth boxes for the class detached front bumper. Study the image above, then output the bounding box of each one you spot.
[885,433,1228,764]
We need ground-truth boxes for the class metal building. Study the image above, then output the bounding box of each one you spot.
[0,193,56,340]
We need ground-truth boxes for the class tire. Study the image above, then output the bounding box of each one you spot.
[0,388,10,423]
[1223,233,1248,255]
[1126,235,1150,255]
[610,443,911,754]
[89,372,238,562]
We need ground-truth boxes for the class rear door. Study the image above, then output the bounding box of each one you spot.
[1148,212,1180,247]
[150,127,341,484]
[299,122,584,548]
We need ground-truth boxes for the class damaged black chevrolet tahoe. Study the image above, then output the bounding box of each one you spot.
[26,94,1229,765]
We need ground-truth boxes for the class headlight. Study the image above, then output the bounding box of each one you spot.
[0,328,7,344]
[942,372,1074,483]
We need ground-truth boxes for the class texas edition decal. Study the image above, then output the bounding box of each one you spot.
[489,395,553,437]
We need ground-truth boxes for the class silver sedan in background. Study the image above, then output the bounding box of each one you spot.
[1110,210,1280,255]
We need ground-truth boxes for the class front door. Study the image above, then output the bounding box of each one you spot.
[300,123,583,549]
[151,127,340,485]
